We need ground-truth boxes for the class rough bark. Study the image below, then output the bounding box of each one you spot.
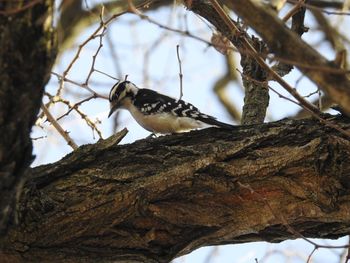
[0,0,56,235]
[1,116,350,262]
[240,37,269,125]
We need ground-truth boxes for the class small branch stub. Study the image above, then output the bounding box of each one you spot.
[177,44,183,100]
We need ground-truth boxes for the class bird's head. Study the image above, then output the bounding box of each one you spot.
[108,80,138,118]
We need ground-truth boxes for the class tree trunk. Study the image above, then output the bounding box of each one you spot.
[2,116,350,262]
[0,0,56,235]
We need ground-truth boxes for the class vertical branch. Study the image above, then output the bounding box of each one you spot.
[176,45,183,100]
[240,44,269,125]
[84,5,106,86]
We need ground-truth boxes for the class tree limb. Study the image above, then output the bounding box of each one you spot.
[2,116,350,262]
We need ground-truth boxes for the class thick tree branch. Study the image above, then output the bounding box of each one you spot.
[2,116,350,262]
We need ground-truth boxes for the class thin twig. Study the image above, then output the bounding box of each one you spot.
[303,89,319,98]
[31,135,47,141]
[346,236,350,263]
[40,103,78,150]
[84,5,107,86]
[318,89,322,110]
[306,246,318,263]
[56,94,98,121]
[50,72,108,99]
[94,69,120,81]
[45,92,103,139]
[176,45,183,100]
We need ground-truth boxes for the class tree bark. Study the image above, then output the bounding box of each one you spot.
[1,116,350,262]
[0,0,56,235]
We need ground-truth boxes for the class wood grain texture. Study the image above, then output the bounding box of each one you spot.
[2,116,350,262]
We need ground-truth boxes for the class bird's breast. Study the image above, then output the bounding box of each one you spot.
[127,104,204,134]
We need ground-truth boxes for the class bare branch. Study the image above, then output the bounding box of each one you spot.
[50,72,108,99]
[40,103,78,150]
[176,45,184,100]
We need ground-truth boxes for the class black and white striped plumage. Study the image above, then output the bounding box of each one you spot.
[108,81,234,134]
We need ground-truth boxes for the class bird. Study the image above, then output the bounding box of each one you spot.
[108,80,235,134]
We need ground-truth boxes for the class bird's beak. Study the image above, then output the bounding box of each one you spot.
[108,103,118,118]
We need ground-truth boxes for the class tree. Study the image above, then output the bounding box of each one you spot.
[1,0,350,262]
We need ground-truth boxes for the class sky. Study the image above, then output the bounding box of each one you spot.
[30,1,350,262]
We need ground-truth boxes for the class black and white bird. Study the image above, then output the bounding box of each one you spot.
[108,81,234,134]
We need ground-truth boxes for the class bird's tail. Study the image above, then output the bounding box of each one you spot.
[198,115,235,129]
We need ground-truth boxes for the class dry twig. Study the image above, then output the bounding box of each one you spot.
[176,45,183,100]
[40,103,78,150]
[44,92,103,140]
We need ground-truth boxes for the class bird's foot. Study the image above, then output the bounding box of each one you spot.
[146,133,157,139]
